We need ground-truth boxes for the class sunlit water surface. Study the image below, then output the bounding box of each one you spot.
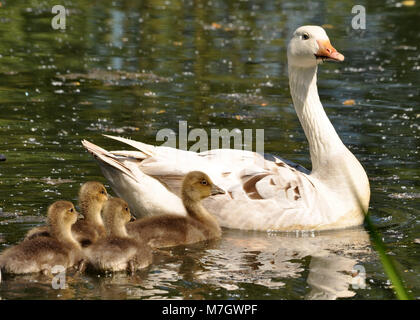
[0,0,419,299]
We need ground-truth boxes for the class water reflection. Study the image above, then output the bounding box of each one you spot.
[192,227,371,299]
[0,226,372,300]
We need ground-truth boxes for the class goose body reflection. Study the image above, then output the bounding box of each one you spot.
[49,227,370,300]
[172,227,371,299]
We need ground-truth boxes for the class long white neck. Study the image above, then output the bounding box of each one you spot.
[288,64,346,173]
[288,63,370,215]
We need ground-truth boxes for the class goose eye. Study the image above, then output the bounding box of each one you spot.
[70,208,74,213]
[302,33,309,40]
[125,207,128,211]
[201,179,208,185]
[100,190,106,195]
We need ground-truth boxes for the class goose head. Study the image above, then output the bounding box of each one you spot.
[182,171,225,202]
[78,181,108,219]
[102,198,133,236]
[287,25,344,68]
[47,201,79,232]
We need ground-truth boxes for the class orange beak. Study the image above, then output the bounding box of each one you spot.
[315,40,344,62]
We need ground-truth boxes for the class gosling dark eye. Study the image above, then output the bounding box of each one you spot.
[201,180,208,185]
[302,33,309,40]
[100,190,106,195]
[125,207,128,211]
[70,208,74,213]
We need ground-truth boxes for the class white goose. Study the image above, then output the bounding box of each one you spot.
[82,26,370,232]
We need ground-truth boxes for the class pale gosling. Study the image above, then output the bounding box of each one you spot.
[83,198,152,274]
[25,181,108,246]
[126,171,225,248]
[0,201,83,275]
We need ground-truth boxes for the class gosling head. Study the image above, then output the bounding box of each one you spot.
[182,171,225,202]
[287,25,344,68]
[47,200,79,231]
[78,181,108,216]
[101,198,133,236]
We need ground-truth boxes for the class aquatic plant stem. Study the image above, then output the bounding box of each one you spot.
[364,215,412,300]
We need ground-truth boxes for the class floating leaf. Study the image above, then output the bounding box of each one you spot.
[79,101,93,105]
[343,99,356,106]
[401,0,415,6]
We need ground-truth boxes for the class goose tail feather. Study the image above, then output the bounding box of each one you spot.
[102,134,155,157]
[81,139,139,183]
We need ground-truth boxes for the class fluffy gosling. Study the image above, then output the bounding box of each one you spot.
[126,171,225,248]
[83,198,152,274]
[0,201,83,275]
[25,181,108,246]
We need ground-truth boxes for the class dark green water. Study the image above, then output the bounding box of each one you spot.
[0,0,418,299]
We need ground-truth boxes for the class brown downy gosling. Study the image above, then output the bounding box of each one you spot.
[0,201,83,275]
[83,198,152,274]
[25,181,108,246]
[126,171,225,248]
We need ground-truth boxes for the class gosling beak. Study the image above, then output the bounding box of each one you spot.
[77,212,85,221]
[211,184,226,196]
[129,215,136,222]
[315,40,344,62]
